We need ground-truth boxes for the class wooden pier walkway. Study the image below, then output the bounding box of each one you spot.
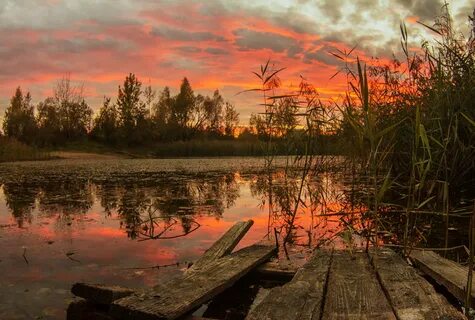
[68,221,466,320]
[247,249,463,320]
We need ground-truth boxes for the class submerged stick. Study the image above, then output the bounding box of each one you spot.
[22,247,28,265]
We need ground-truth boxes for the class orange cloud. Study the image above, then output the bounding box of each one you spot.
[0,1,412,121]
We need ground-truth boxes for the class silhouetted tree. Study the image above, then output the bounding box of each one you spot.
[117,73,149,144]
[224,102,239,137]
[189,94,208,132]
[273,97,298,137]
[54,77,93,140]
[2,87,37,144]
[37,97,61,145]
[35,77,92,145]
[143,81,156,118]
[91,97,119,144]
[170,77,194,138]
[203,90,224,135]
[2,75,245,148]
[153,87,172,125]
[152,87,174,140]
[249,113,268,139]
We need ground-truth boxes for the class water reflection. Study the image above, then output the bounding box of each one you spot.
[0,157,374,250]
[0,158,468,320]
[249,166,369,250]
[2,171,242,242]
[0,158,371,320]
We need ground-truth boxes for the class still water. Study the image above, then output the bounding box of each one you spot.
[0,157,358,319]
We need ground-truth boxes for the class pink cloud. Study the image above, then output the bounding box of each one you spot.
[0,1,399,122]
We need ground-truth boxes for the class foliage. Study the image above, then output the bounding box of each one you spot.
[117,73,150,144]
[2,87,37,144]
[1,74,258,152]
[0,136,50,162]
[91,97,119,144]
[35,77,93,146]
[224,102,239,137]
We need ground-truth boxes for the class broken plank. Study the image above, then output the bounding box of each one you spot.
[248,288,270,314]
[188,220,254,272]
[322,251,396,320]
[410,250,475,305]
[71,283,134,304]
[110,243,276,320]
[246,250,333,320]
[369,248,463,320]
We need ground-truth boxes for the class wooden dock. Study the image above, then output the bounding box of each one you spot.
[410,249,475,306]
[247,248,463,320]
[68,221,466,320]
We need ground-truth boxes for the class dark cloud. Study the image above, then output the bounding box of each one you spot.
[233,28,303,57]
[151,25,226,42]
[175,46,202,53]
[265,10,319,35]
[0,0,139,30]
[318,0,345,22]
[287,45,304,58]
[205,47,228,55]
[396,0,444,20]
[0,35,131,78]
[43,37,131,54]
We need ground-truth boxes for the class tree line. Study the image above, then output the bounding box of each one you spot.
[2,74,240,147]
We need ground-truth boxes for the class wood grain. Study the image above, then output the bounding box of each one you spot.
[110,243,276,320]
[410,250,475,306]
[71,283,134,304]
[322,251,396,320]
[246,250,333,320]
[370,248,464,320]
[188,220,254,272]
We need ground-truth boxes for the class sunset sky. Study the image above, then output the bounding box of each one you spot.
[0,0,473,123]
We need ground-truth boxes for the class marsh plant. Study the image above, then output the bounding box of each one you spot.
[246,5,474,262]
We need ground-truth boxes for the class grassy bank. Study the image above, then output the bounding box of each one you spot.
[148,140,267,157]
[0,137,51,162]
[42,137,344,159]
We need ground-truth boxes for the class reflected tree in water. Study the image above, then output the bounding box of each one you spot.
[2,182,38,227]
[0,171,242,240]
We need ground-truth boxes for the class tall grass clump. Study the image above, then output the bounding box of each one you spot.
[334,5,474,250]
[242,60,341,256]
[245,4,474,260]
[0,137,50,162]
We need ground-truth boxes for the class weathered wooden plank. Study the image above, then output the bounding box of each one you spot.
[369,248,464,320]
[255,259,299,278]
[188,220,254,272]
[110,243,276,320]
[246,250,333,320]
[71,283,134,304]
[322,251,396,320]
[248,288,270,314]
[410,250,475,305]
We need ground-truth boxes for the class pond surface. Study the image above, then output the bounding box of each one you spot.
[0,157,426,319]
